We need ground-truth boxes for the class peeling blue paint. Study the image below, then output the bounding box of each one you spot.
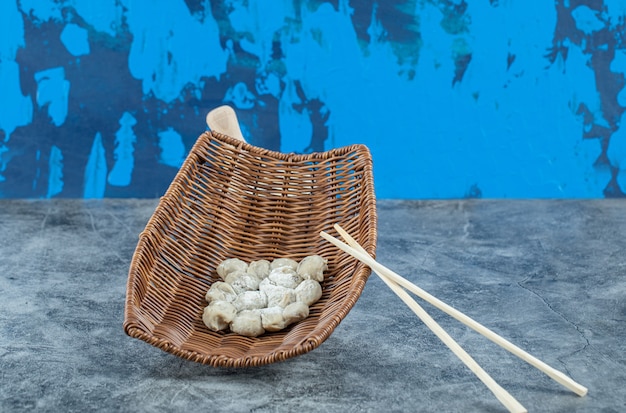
[34,67,70,127]
[0,1,32,142]
[125,0,228,103]
[47,145,63,198]
[612,51,626,106]
[84,133,107,198]
[1,0,626,199]
[0,61,33,141]
[108,112,137,187]
[17,0,62,23]
[71,1,124,37]
[571,5,605,35]
[157,128,185,168]
[0,145,9,182]
[0,1,25,59]
[225,82,257,110]
[60,24,90,56]
[604,0,626,18]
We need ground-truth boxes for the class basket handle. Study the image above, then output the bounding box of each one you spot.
[206,105,246,142]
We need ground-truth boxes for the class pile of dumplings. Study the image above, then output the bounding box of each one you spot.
[202,255,328,337]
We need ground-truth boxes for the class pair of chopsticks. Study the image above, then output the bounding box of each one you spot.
[321,224,588,413]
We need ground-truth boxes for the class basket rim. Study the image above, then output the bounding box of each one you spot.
[204,130,373,162]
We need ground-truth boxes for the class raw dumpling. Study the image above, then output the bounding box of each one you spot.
[205,256,327,336]
[268,266,302,289]
[224,270,246,285]
[295,279,322,306]
[296,255,328,282]
[260,307,288,332]
[259,281,296,308]
[229,273,261,294]
[283,301,310,325]
[233,290,267,311]
[230,310,265,337]
[216,258,248,280]
[248,260,271,279]
[202,301,237,332]
[205,281,237,304]
[270,258,298,271]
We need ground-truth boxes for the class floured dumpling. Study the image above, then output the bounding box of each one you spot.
[230,310,264,337]
[205,281,237,304]
[233,290,267,311]
[260,281,296,308]
[295,279,322,306]
[296,255,327,282]
[260,307,288,332]
[283,302,309,325]
[202,255,327,337]
[270,258,298,271]
[228,273,261,294]
[268,266,302,289]
[216,258,248,280]
[203,301,237,332]
[248,260,271,279]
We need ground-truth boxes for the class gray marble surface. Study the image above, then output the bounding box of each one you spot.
[0,199,624,412]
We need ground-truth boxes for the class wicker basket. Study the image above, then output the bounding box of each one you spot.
[123,131,377,367]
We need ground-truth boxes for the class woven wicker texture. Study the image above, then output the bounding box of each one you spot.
[124,131,377,367]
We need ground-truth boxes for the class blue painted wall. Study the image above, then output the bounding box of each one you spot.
[1,0,625,199]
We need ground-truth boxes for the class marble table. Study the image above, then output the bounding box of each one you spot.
[1,199,624,412]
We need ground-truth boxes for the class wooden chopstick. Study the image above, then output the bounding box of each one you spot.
[328,227,527,413]
[321,225,588,398]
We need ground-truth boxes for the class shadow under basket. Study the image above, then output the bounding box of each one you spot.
[123,131,377,367]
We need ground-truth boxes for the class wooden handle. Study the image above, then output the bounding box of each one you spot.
[206,105,246,142]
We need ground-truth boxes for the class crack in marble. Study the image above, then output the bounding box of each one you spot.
[106,210,132,234]
[417,240,446,269]
[460,207,472,241]
[517,275,590,376]
[39,206,51,232]
[37,207,53,262]
[84,208,125,263]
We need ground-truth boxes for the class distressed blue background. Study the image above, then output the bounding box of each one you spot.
[1,1,625,199]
